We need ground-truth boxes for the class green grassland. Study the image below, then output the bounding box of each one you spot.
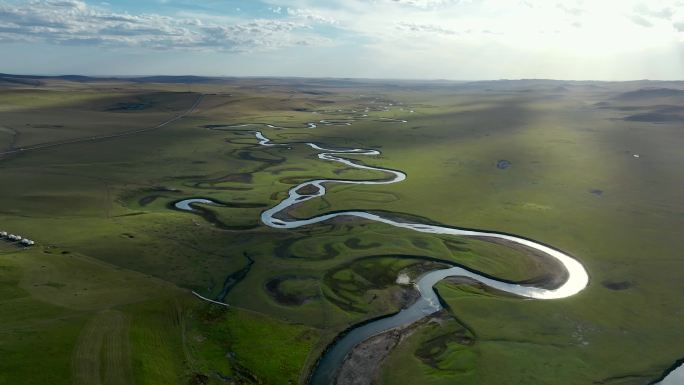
[0,87,200,148]
[0,78,682,385]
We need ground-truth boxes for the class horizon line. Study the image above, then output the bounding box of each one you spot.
[1,72,683,83]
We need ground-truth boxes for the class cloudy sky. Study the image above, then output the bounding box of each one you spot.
[1,0,683,79]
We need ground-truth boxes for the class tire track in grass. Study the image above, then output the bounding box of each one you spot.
[103,311,134,385]
[72,313,104,385]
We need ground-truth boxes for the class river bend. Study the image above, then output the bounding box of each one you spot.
[255,130,588,384]
[176,127,590,385]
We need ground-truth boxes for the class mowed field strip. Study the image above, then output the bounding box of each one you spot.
[71,310,134,385]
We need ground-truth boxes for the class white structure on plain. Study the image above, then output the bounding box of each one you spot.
[0,231,35,247]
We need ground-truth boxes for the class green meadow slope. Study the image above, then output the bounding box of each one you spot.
[0,77,682,385]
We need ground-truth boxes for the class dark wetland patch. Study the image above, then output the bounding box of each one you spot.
[279,175,330,185]
[442,239,471,253]
[274,237,325,259]
[222,201,268,209]
[264,275,320,306]
[602,280,634,291]
[196,172,253,184]
[323,256,449,313]
[216,253,254,301]
[168,199,262,230]
[169,174,210,180]
[27,124,65,129]
[296,184,321,195]
[191,184,253,191]
[107,102,150,111]
[333,167,364,175]
[122,186,181,208]
[175,197,267,209]
[344,238,381,250]
[496,159,512,169]
[269,191,282,201]
[188,374,210,385]
[234,149,285,164]
[414,315,476,370]
[138,194,163,206]
[271,167,307,175]
[410,238,431,250]
[280,241,341,260]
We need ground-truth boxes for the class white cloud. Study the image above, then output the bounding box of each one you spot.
[395,21,457,35]
[0,0,325,51]
[634,3,675,19]
[626,1,684,31]
[286,8,337,24]
[256,0,684,79]
[279,0,684,50]
[382,0,463,8]
[631,14,654,27]
[1,0,683,79]
[556,3,584,17]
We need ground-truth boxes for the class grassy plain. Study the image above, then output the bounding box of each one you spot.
[0,76,682,385]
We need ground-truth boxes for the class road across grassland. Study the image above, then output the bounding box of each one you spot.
[0,94,204,158]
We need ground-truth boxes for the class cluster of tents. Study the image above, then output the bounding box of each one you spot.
[0,231,35,246]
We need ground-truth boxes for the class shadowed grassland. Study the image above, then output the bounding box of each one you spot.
[0,247,192,385]
[377,313,477,385]
[187,305,319,385]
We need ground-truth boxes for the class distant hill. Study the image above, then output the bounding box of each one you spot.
[129,75,222,83]
[615,88,684,100]
[622,105,684,123]
[0,73,120,84]
[0,73,220,84]
[0,74,682,91]
[458,79,570,91]
[624,112,684,123]
[0,74,44,86]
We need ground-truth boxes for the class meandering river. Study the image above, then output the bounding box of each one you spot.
[176,127,590,384]
[256,131,589,385]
